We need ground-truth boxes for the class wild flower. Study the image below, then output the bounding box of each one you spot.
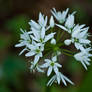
[15,8,92,86]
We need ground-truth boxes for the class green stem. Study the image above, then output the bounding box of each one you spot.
[57,31,65,42]
[61,48,74,54]
[62,52,73,57]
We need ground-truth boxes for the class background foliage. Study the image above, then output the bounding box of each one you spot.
[0,0,92,92]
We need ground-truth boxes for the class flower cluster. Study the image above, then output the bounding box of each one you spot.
[15,8,92,86]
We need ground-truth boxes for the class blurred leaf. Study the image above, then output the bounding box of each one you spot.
[78,59,92,92]
[71,5,89,24]
[5,15,29,35]
[66,57,81,73]
[50,86,61,92]
[2,55,26,87]
[0,85,11,92]
[0,34,11,49]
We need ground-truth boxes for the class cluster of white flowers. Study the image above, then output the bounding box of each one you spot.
[15,8,92,86]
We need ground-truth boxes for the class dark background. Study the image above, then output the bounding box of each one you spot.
[0,0,92,92]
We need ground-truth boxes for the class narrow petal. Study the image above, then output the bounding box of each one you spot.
[41,27,45,39]
[47,66,52,76]
[62,74,74,85]
[54,66,59,75]
[19,48,27,55]
[79,39,91,44]
[81,61,87,70]
[55,63,62,68]
[40,63,49,68]
[44,33,55,42]
[56,24,68,31]
[30,35,39,42]
[29,20,40,29]
[15,42,25,47]
[60,74,67,86]
[37,66,44,73]
[25,51,35,57]
[52,56,57,62]
[34,55,40,65]
[47,75,56,86]
[56,74,61,84]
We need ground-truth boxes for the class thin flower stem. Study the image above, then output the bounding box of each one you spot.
[62,52,73,57]
[61,48,74,54]
[57,31,65,42]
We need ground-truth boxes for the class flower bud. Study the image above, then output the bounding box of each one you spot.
[64,39,71,45]
[51,38,56,45]
[50,16,55,28]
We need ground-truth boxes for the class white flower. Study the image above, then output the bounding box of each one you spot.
[15,29,31,47]
[29,12,48,30]
[29,20,41,30]
[25,41,44,65]
[50,38,56,45]
[40,56,62,76]
[74,47,92,70]
[50,16,55,28]
[15,29,32,55]
[38,12,48,27]
[56,12,76,33]
[64,25,91,50]
[30,62,44,73]
[65,13,75,30]
[64,39,72,46]
[51,8,69,23]
[47,72,74,86]
[72,25,90,49]
[30,27,56,44]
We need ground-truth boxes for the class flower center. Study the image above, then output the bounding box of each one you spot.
[50,62,54,66]
[36,49,40,53]
[74,38,79,42]
[40,38,43,43]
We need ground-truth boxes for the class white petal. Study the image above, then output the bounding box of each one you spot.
[44,16,48,27]
[81,61,87,70]
[51,38,56,45]
[61,73,74,85]
[60,74,67,86]
[38,52,43,57]
[34,55,40,65]
[45,59,51,63]
[40,63,49,68]
[56,24,68,31]
[79,39,91,44]
[30,35,39,42]
[15,42,25,47]
[56,73,61,84]
[50,16,55,28]
[25,51,35,57]
[65,14,74,29]
[51,8,58,21]
[47,75,56,86]
[64,39,72,45]
[54,66,59,75]
[74,43,80,50]
[31,27,40,39]
[47,66,52,76]
[37,66,44,73]
[19,48,27,55]
[29,20,40,29]
[55,63,62,68]
[44,33,55,42]
[41,27,45,39]
[52,56,57,62]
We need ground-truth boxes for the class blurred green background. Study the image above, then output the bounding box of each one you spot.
[0,0,92,92]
